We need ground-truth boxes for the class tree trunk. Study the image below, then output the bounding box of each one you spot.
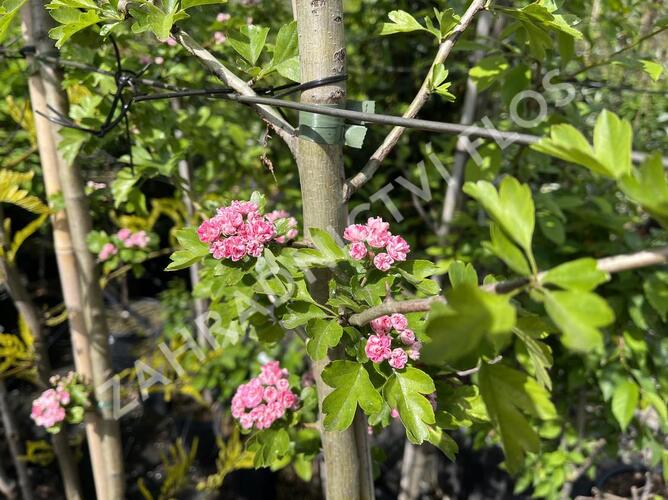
[27,1,125,497]
[0,206,83,499]
[19,8,109,497]
[0,381,32,500]
[294,2,374,498]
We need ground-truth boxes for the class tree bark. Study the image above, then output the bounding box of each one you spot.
[20,7,109,497]
[294,2,374,499]
[27,1,125,497]
[0,381,33,500]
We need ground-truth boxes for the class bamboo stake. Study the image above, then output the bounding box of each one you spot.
[19,8,109,497]
[27,0,125,497]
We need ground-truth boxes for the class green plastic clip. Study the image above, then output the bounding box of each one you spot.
[298,100,375,149]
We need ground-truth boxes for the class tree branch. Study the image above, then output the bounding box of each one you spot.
[172,28,297,154]
[343,0,488,200]
[347,245,668,326]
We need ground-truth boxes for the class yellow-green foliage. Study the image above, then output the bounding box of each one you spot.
[197,428,255,491]
[0,315,35,379]
[137,438,199,500]
[0,169,50,263]
[21,440,54,466]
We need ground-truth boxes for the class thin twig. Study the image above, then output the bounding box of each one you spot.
[347,245,668,325]
[343,0,488,200]
[172,28,297,153]
[567,25,668,78]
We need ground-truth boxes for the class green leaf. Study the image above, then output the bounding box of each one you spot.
[166,228,209,271]
[56,128,87,165]
[469,55,509,91]
[620,153,668,228]
[0,0,28,43]
[281,302,327,329]
[247,429,290,468]
[306,319,343,361]
[463,176,535,267]
[275,56,300,82]
[396,260,440,281]
[643,271,668,321]
[488,223,531,276]
[611,380,638,431]
[380,10,428,36]
[541,258,609,291]
[542,290,613,352]
[384,367,436,443]
[537,211,565,245]
[309,228,346,262]
[228,24,270,65]
[424,285,516,365]
[181,0,226,9]
[434,8,460,39]
[322,361,383,430]
[498,2,582,59]
[514,326,553,390]
[640,59,663,81]
[271,21,298,67]
[48,7,100,48]
[448,261,478,288]
[642,390,667,425]
[593,110,633,179]
[426,426,458,461]
[532,110,632,179]
[479,363,556,474]
[110,167,140,208]
[428,64,455,101]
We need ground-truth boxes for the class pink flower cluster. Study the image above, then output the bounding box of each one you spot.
[231,361,299,430]
[99,242,117,261]
[98,229,151,262]
[198,200,295,261]
[31,388,70,429]
[344,217,410,271]
[364,314,422,369]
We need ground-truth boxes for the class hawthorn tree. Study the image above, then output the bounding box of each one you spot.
[0,0,667,499]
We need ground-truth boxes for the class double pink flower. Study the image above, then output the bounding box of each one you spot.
[344,217,410,271]
[31,388,70,429]
[364,313,421,369]
[231,361,299,431]
[198,200,297,262]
